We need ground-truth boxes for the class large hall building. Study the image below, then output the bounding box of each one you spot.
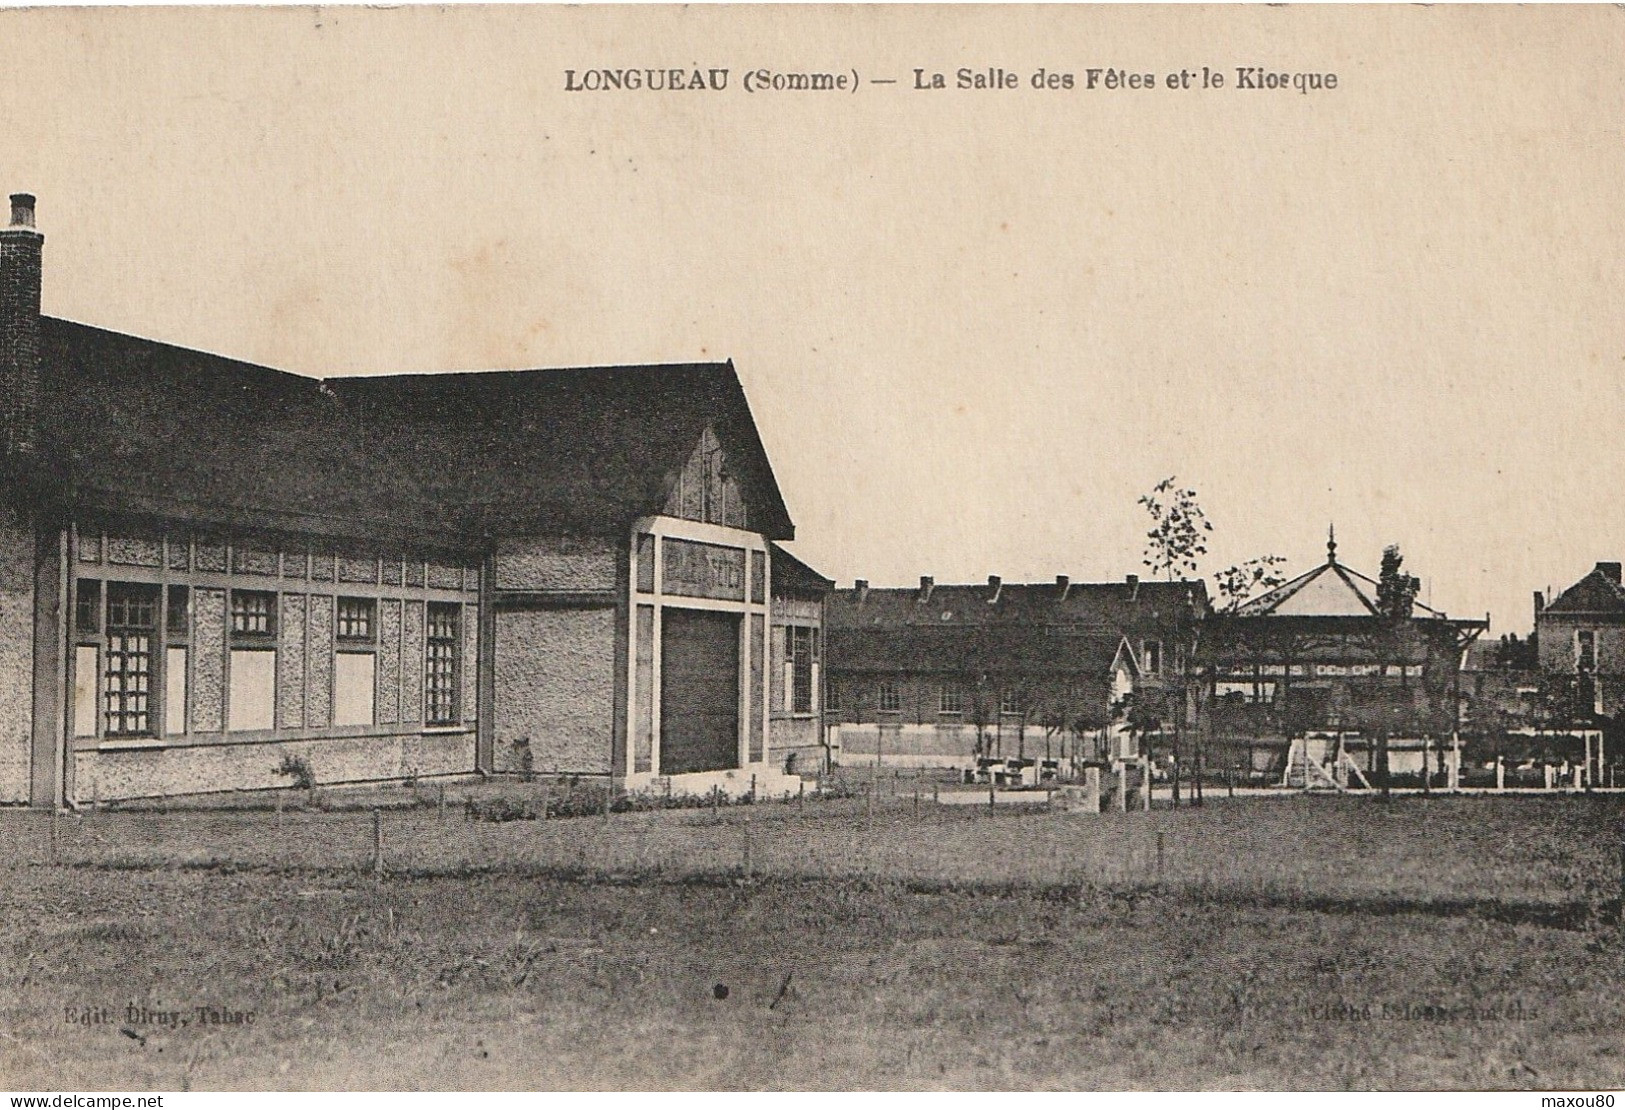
[0,193,818,807]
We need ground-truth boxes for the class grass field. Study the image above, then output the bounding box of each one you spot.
[2,789,1623,1090]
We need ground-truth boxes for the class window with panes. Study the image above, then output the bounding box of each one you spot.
[426,603,459,725]
[788,626,819,715]
[104,583,159,736]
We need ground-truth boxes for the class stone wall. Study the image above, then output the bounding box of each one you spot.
[494,537,618,592]
[75,729,476,801]
[493,606,615,774]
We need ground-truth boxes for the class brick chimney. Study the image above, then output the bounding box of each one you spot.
[0,194,42,456]
[854,579,869,604]
[986,575,1002,604]
[1126,573,1140,600]
[917,575,934,604]
[1533,591,1545,625]
[1055,574,1071,602]
[1596,562,1622,585]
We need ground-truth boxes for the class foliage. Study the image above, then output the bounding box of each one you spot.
[1376,544,1420,621]
[1211,555,1289,612]
[1138,477,1212,582]
[274,754,315,790]
[1492,632,1538,671]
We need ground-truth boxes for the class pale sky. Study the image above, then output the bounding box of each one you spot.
[3,5,1621,633]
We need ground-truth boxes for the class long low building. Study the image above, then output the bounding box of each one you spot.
[824,574,1209,771]
[0,194,818,806]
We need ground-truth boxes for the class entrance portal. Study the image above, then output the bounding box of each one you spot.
[660,608,740,775]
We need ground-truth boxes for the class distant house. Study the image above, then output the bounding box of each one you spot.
[1202,532,1486,784]
[824,574,1209,772]
[1533,561,1625,719]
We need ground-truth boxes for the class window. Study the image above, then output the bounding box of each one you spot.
[1577,629,1598,674]
[788,626,819,715]
[166,585,189,637]
[425,602,459,725]
[1216,680,1275,705]
[825,683,841,712]
[104,583,158,736]
[1142,640,1163,675]
[230,590,276,637]
[75,580,101,634]
[939,684,963,714]
[1000,689,1022,715]
[333,652,376,727]
[337,597,376,642]
[877,682,901,713]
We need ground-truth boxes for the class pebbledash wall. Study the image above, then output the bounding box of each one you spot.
[491,535,624,776]
[0,508,32,802]
[65,521,480,802]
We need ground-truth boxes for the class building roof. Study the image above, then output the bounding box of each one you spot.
[1541,563,1625,616]
[825,576,1204,677]
[35,317,793,545]
[1231,534,1447,620]
[829,624,1133,678]
[770,543,833,597]
[828,577,1207,632]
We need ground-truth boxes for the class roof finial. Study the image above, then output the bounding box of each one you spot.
[1327,523,1337,564]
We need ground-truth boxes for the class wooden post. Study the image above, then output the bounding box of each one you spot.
[1156,831,1164,885]
[275,790,284,830]
[988,780,996,812]
[713,785,722,823]
[48,806,59,865]
[1083,766,1100,814]
[913,787,919,820]
[742,821,752,880]
[798,779,805,810]
[437,783,446,820]
[1227,767,1235,799]
[1141,758,1152,811]
[750,774,757,804]
[371,808,384,877]
[1496,755,1505,791]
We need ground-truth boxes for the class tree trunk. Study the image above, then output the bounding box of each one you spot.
[1378,729,1391,799]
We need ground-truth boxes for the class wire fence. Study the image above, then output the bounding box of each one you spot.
[6,786,1623,932]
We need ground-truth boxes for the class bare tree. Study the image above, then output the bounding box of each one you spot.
[1139,477,1212,583]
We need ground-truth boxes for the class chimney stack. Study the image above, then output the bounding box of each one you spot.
[1055,574,1071,602]
[0,192,42,456]
[1533,591,1545,624]
[986,575,1002,604]
[854,579,869,603]
[917,575,934,603]
[1597,562,1622,585]
[1126,573,1140,600]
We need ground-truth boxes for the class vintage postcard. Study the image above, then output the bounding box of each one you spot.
[0,3,1621,1095]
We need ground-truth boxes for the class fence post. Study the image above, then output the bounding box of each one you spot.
[371,808,384,878]
[751,774,757,804]
[798,779,805,811]
[1156,831,1165,886]
[742,821,753,880]
[49,806,59,865]
[541,779,551,821]
[988,780,996,812]
[713,785,722,824]
[437,783,446,820]
[275,790,284,830]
